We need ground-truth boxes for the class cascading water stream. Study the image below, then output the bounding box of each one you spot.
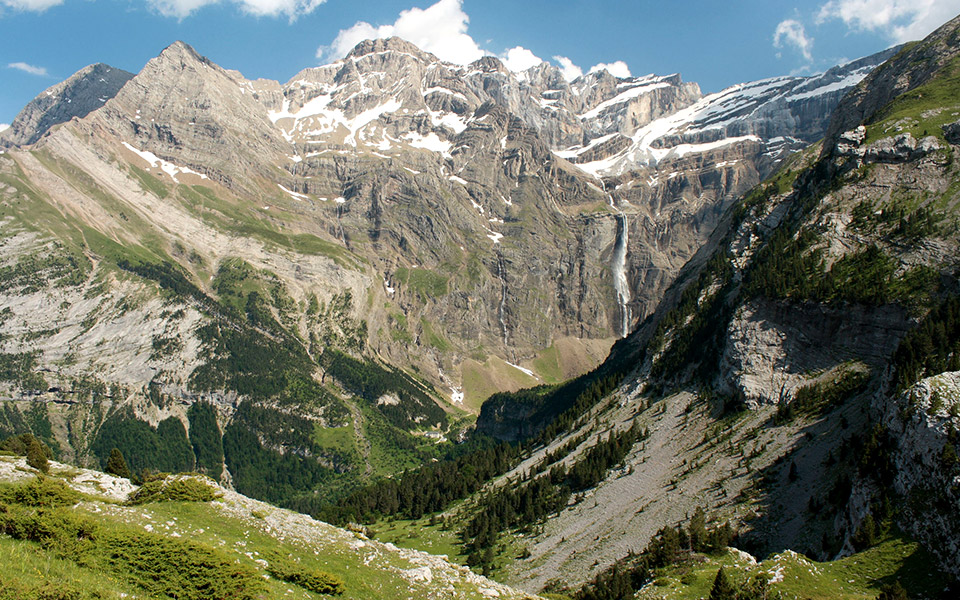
[496,250,509,347]
[608,193,631,338]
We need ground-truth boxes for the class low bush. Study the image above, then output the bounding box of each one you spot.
[0,578,94,600]
[126,475,220,505]
[0,504,98,559]
[102,532,262,600]
[0,483,262,600]
[267,558,344,595]
[0,477,81,508]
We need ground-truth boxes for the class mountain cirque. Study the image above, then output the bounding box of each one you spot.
[0,39,896,407]
[1,17,960,600]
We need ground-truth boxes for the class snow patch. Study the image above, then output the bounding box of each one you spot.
[423,86,467,101]
[786,67,872,102]
[403,131,452,155]
[278,184,309,201]
[428,109,468,134]
[122,142,208,183]
[505,361,537,379]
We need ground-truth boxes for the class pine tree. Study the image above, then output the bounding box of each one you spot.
[689,506,708,551]
[26,437,49,474]
[106,447,132,479]
[709,567,736,600]
[876,581,908,600]
[852,514,877,550]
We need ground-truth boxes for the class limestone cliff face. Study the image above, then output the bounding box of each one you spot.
[880,373,960,579]
[720,300,911,408]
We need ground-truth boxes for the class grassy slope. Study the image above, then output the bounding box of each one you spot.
[864,55,960,145]
[0,456,535,600]
[636,536,944,600]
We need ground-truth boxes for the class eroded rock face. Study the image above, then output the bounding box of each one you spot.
[719,300,912,407]
[943,119,960,144]
[0,63,133,148]
[836,130,942,162]
[882,372,960,579]
[83,41,292,192]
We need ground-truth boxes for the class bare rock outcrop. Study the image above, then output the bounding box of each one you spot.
[719,300,911,407]
[836,128,942,162]
[882,372,960,579]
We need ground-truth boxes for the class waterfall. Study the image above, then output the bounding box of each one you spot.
[496,250,509,347]
[608,194,631,338]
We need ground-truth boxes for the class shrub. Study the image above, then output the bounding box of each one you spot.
[267,559,344,595]
[0,476,81,508]
[0,504,98,559]
[127,475,221,505]
[102,531,262,600]
[0,578,91,600]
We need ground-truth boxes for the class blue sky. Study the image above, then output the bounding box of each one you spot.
[2,0,959,126]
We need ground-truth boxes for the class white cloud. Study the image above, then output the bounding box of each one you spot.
[238,0,325,18]
[816,0,960,43]
[589,61,631,78]
[147,0,217,18]
[146,0,326,20]
[0,0,63,11]
[0,124,9,133]
[553,56,583,82]
[774,19,814,62]
[8,62,48,76]
[320,0,485,64]
[501,46,543,72]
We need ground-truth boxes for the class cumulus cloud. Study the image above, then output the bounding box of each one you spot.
[0,124,9,133]
[0,0,63,11]
[774,19,814,62]
[501,46,544,72]
[146,0,326,20]
[816,0,960,43]
[553,56,583,82]
[147,0,216,18]
[320,0,485,64]
[8,62,48,76]
[589,61,631,78]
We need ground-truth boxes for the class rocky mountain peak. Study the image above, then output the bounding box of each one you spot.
[0,62,133,148]
[345,37,436,62]
[470,55,510,75]
[144,40,223,80]
[69,40,291,190]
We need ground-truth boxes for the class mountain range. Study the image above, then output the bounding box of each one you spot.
[1,12,959,600]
